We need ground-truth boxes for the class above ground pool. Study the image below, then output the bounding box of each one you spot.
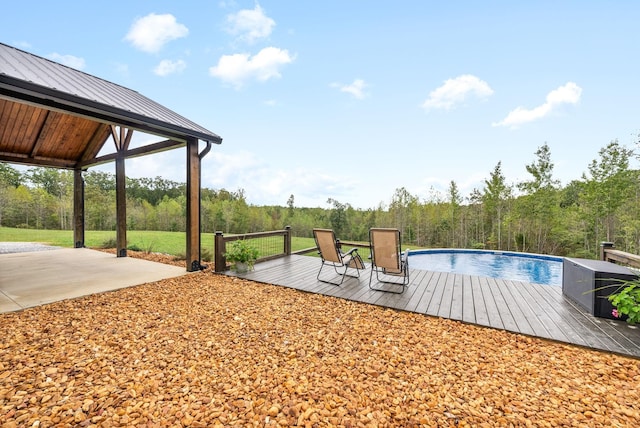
[408,249,563,286]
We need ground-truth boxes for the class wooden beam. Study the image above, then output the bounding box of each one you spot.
[73,169,85,248]
[78,124,111,163]
[185,137,201,271]
[110,125,133,151]
[77,139,185,168]
[112,126,128,258]
[29,109,51,158]
[0,152,77,168]
[115,154,126,257]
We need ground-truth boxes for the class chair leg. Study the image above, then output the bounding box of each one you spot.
[368,267,408,293]
[317,259,363,286]
[317,261,347,285]
[335,264,361,279]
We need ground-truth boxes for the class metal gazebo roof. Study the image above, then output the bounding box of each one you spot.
[0,42,221,169]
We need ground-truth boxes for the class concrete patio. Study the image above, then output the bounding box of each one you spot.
[0,246,187,313]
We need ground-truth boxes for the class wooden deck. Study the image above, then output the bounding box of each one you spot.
[224,255,640,358]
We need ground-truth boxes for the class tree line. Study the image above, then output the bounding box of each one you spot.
[1,139,639,259]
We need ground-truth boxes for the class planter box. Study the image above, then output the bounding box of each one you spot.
[233,262,250,274]
[563,257,637,319]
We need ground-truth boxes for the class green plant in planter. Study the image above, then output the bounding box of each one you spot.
[224,240,259,273]
[592,277,640,325]
[608,280,640,324]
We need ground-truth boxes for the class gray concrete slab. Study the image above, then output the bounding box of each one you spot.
[0,248,187,313]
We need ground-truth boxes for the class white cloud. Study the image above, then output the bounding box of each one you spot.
[493,82,582,129]
[226,4,275,44]
[209,47,294,88]
[153,59,187,76]
[47,53,86,70]
[422,74,493,111]
[125,13,189,53]
[201,151,357,207]
[331,79,369,99]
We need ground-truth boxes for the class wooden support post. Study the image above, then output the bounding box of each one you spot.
[284,225,291,255]
[186,137,201,271]
[73,169,85,248]
[111,125,132,258]
[600,242,614,261]
[115,154,127,257]
[214,231,226,273]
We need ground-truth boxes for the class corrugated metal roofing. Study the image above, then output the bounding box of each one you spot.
[0,42,221,144]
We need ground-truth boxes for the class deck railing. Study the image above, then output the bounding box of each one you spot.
[214,227,294,272]
[213,228,373,272]
[600,242,640,270]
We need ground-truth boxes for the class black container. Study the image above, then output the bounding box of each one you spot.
[562,257,637,319]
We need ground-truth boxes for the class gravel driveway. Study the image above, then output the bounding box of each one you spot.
[0,242,60,254]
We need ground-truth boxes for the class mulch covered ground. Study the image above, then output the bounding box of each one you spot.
[1,252,639,427]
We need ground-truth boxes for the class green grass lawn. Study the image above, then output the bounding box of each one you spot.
[0,227,318,258]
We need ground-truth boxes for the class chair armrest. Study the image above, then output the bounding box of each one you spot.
[343,247,359,256]
[402,249,410,265]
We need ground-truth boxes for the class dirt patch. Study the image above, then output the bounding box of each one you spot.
[96,248,189,268]
[1,252,639,426]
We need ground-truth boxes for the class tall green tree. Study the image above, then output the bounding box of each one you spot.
[580,140,634,254]
[25,167,73,229]
[327,198,350,238]
[85,172,116,230]
[389,187,418,242]
[286,194,295,218]
[517,143,561,253]
[0,163,23,226]
[0,163,23,187]
[482,162,512,249]
[447,180,463,247]
[468,188,485,248]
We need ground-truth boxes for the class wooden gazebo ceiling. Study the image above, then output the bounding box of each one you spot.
[0,42,222,170]
[0,99,112,168]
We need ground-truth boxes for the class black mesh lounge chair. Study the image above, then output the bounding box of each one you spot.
[369,228,410,293]
[313,228,365,285]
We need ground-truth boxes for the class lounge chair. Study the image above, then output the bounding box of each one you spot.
[369,228,410,293]
[313,228,365,285]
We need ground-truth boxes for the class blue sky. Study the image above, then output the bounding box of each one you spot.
[2,1,639,209]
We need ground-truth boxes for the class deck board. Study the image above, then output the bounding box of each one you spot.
[404,269,432,312]
[505,279,552,338]
[469,275,490,326]
[224,255,640,358]
[478,276,504,329]
[461,275,476,324]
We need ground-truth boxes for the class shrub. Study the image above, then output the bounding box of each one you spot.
[100,237,118,249]
[224,240,259,270]
[201,248,213,262]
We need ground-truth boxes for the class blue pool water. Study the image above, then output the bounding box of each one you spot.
[408,249,563,286]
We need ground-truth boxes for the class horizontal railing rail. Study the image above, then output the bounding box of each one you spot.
[213,230,373,272]
[600,242,640,270]
[336,240,369,249]
[214,226,292,273]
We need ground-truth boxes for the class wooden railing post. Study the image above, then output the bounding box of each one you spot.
[284,226,291,256]
[600,241,614,261]
[214,231,226,273]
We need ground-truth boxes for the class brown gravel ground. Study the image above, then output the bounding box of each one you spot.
[1,251,640,427]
